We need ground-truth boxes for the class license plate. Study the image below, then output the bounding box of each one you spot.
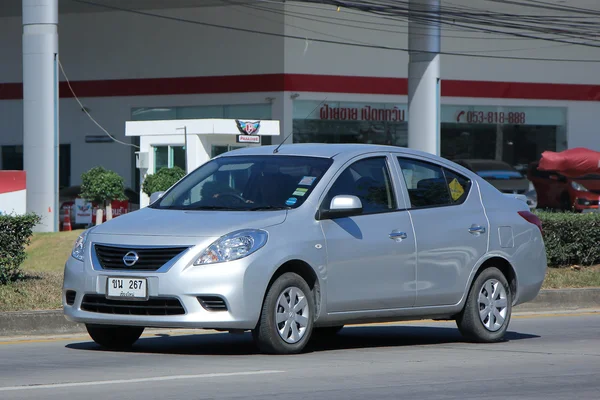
[106,277,148,300]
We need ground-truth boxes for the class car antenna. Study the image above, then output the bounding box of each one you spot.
[273,97,328,154]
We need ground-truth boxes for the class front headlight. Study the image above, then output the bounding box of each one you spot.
[194,229,268,265]
[71,229,90,262]
[571,181,588,192]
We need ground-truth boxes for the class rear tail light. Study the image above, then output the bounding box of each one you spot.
[518,211,542,234]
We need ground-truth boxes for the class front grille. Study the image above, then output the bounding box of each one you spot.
[65,290,76,305]
[197,296,228,311]
[577,198,599,206]
[94,245,189,271]
[81,295,186,316]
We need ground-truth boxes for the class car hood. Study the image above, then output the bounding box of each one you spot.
[89,206,288,237]
[572,179,600,191]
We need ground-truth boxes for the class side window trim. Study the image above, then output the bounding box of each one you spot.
[394,155,472,210]
[317,153,400,217]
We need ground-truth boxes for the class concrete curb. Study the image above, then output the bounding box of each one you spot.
[1,288,599,337]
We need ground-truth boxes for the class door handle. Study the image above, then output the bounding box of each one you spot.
[469,225,486,235]
[389,231,408,241]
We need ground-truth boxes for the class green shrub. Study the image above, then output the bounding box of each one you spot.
[80,166,127,206]
[536,210,600,267]
[0,213,42,284]
[142,167,186,196]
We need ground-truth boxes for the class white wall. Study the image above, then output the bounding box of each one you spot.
[0,190,26,216]
[2,0,600,191]
[0,3,285,82]
[283,1,600,85]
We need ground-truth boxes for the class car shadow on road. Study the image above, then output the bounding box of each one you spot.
[65,324,540,356]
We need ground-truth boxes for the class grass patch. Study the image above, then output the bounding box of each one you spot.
[1,229,600,312]
[22,229,83,273]
[542,265,600,289]
[0,229,83,312]
[0,272,63,312]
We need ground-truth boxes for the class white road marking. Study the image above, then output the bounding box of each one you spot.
[0,370,284,392]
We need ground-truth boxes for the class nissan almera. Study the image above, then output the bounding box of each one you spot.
[63,144,547,354]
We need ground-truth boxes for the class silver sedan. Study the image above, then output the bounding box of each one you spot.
[63,144,547,354]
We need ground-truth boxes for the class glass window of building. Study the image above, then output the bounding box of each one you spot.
[293,101,407,146]
[1,144,71,189]
[153,145,185,172]
[292,100,567,173]
[440,105,567,173]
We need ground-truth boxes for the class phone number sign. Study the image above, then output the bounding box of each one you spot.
[457,110,526,124]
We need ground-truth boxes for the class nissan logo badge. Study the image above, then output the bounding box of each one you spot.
[123,251,139,267]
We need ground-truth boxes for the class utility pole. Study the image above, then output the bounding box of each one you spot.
[408,0,441,156]
[23,0,59,231]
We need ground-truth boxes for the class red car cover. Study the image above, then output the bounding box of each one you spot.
[538,147,600,178]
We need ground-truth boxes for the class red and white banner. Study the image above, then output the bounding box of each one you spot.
[0,171,26,216]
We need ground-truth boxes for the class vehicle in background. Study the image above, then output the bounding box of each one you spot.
[527,162,600,212]
[453,159,537,209]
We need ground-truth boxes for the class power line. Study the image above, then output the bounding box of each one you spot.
[240,1,588,53]
[71,0,600,63]
[58,58,140,149]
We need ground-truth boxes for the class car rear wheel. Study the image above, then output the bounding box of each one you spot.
[252,272,314,354]
[456,267,512,343]
[86,324,145,350]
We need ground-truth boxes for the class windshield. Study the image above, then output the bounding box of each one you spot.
[151,155,333,211]
[576,174,600,180]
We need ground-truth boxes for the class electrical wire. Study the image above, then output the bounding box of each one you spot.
[315,0,600,46]
[71,0,600,62]
[239,1,586,53]
[58,58,140,149]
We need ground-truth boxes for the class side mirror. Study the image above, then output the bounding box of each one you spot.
[149,191,165,204]
[318,195,363,220]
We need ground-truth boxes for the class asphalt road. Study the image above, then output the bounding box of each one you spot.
[1,312,599,400]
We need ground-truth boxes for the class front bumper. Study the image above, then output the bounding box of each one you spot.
[62,244,267,331]
[574,195,600,211]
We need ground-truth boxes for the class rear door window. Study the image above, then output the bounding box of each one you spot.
[397,157,471,208]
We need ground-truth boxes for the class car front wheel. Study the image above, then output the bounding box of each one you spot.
[456,267,512,342]
[86,324,145,350]
[253,272,315,354]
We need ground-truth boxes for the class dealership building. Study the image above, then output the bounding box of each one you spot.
[1,0,599,230]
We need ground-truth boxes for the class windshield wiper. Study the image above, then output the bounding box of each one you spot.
[182,205,240,211]
[248,205,292,211]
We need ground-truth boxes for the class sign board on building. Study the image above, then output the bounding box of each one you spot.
[237,135,261,143]
[74,198,93,225]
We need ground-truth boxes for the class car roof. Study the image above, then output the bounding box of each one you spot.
[222,143,437,160]
[454,159,515,169]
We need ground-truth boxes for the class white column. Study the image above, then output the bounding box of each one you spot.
[271,94,294,146]
[22,0,59,232]
[408,0,441,156]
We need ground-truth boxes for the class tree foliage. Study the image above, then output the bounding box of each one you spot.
[80,166,127,205]
[0,213,41,284]
[142,167,186,196]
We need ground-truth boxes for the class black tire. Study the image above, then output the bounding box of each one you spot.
[560,193,572,211]
[252,272,315,355]
[86,324,144,350]
[456,267,512,343]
